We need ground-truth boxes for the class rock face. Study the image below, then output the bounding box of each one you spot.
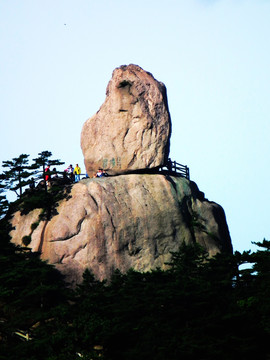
[9,66,233,286]
[81,64,171,176]
[10,175,232,286]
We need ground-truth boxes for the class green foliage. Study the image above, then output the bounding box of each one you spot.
[1,154,34,198]
[49,243,268,360]
[168,241,208,276]
[19,182,70,221]
[24,150,67,220]
[0,150,69,221]
[0,189,8,220]
[32,151,64,191]
[190,210,206,231]
[31,221,40,231]
[0,230,70,360]
[22,235,31,246]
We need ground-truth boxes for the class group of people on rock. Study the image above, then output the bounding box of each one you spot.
[94,168,108,178]
[28,163,82,190]
[64,164,82,183]
[44,164,109,182]
[45,166,61,181]
[30,163,110,190]
[43,164,82,185]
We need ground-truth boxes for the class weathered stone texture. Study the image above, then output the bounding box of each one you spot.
[81,64,171,176]
[10,175,232,286]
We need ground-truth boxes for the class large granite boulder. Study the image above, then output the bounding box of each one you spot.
[10,175,232,286]
[81,64,171,176]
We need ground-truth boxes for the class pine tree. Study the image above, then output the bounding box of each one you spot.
[32,151,64,193]
[2,154,34,198]
[248,239,270,335]
[0,174,9,219]
[18,151,68,220]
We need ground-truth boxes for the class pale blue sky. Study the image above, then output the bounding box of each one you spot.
[1,0,269,252]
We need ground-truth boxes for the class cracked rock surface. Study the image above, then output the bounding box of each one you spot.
[81,64,171,176]
[10,175,232,286]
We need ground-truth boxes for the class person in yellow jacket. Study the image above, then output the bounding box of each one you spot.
[73,164,81,182]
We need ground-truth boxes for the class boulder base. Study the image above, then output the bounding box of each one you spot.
[10,175,232,286]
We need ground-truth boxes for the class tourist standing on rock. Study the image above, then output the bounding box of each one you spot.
[95,168,103,177]
[45,165,51,183]
[102,169,108,177]
[74,164,81,182]
[65,164,75,182]
[167,158,172,172]
[52,167,58,178]
[29,177,35,189]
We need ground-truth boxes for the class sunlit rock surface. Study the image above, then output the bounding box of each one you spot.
[10,175,232,286]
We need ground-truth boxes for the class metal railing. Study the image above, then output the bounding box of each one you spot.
[160,159,190,180]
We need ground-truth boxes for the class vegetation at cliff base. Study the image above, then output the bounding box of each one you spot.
[1,208,270,360]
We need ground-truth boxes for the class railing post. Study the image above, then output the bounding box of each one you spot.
[166,160,190,179]
[186,166,190,180]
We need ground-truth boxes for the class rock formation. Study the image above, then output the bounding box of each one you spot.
[9,64,232,286]
[81,64,171,176]
[10,175,232,286]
